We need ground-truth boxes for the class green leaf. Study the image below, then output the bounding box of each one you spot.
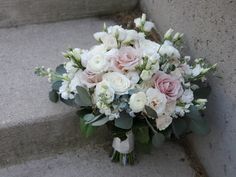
[49,90,59,103]
[152,133,165,148]
[145,105,157,118]
[133,127,150,144]
[52,80,62,91]
[194,85,211,99]
[83,114,95,122]
[80,118,96,138]
[75,86,92,107]
[187,106,210,135]
[60,97,76,106]
[92,116,109,126]
[56,64,66,74]
[76,109,92,118]
[115,111,133,130]
[172,118,188,138]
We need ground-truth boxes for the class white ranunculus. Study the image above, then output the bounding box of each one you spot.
[101,34,118,50]
[95,80,115,104]
[140,70,152,81]
[181,89,194,103]
[143,21,155,32]
[103,72,131,95]
[93,31,107,41]
[146,88,167,115]
[129,92,147,113]
[192,64,202,77]
[159,40,180,59]
[86,54,109,74]
[155,115,173,131]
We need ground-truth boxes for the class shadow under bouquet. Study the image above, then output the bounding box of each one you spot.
[35,14,217,165]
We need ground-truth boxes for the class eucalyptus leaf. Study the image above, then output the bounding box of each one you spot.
[92,116,109,126]
[75,86,92,107]
[115,111,133,129]
[49,90,59,103]
[145,105,157,118]
[152,133,165,148]
[56,64,66,74]
[83,114,95,122]
[187,105,210,135]
[60,97,76,106]
[172,118,188,138]
[52,80,62,91]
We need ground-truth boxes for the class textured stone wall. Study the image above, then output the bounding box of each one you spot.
[140,1,236,177]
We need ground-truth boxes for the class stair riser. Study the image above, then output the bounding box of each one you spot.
[0,113,109,167]
[0,0,138,28]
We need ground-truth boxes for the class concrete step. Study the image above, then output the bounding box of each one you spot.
[0,0,138,28]
[0,17,115,166]
[0,142,195,177]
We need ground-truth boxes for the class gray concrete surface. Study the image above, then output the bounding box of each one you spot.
[0,18,114,165]
[0,142,195,177]
[140,1,236,177]
[0,0,138,28]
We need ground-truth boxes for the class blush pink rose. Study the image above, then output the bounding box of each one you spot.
[113,46,141,72]
[153,72,183,101]
[80,70,102,88]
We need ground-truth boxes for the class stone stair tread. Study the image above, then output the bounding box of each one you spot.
[0,142,195,177]
[0,17,115,128]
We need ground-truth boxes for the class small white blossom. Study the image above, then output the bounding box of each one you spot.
[143,21,155,32]
[181,89,194,103]
[159,40,180,59]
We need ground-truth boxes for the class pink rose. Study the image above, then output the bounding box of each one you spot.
[153,72,183,101]
[80,70,102,88]
[113,46,141,72]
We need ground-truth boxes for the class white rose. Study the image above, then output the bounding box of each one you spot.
[95,80,115,104]
[143,21,155,32]
[129,92,147,113]
[159,40,180,59]
[146,88,167,115]
[101,34,118,50]
[103,72,131,95]
[181,89,194,103]
[93,31,107,41]
[155,115,173,131]
[86,54,109,74]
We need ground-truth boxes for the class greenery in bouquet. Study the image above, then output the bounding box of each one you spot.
[35,14,217,165]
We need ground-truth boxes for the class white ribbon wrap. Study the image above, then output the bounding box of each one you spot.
[112,131,134,154]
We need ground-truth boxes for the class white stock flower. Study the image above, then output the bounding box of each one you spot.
[126,71,140,84]
[192,64,203,77]
[155,115,173,131]
[159,40,180,59]
[129,92,147,113]
[65,61,77,73]
[93,32,107,41]
[140,70,152,81]
[59,81,74,100]
[103,72,131,95]
[101,34,118,50]
[143,21,155,32]
[146,88,167,115]
[86,54,109,74]
[180,89,194,103]
[95,80,115,104]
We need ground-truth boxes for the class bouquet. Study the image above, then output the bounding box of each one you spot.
[35,14,216,165]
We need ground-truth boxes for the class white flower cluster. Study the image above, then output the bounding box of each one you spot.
[36,14,216,131]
